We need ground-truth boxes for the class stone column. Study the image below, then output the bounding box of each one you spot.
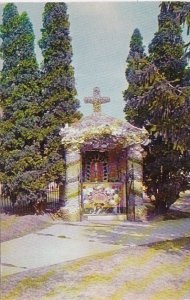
[60,149,81,221]
[127,144,146,221]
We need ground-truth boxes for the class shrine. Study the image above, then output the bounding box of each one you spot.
[60,87,148,222]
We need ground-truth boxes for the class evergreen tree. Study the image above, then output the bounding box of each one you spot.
[146,2,189,146]
[124,2,190,213]
[38,2,81,185]
[0,3,19,108]
[159,2,190,35]
[0,4,45,204]
[149,3,186,82]
[123,28,148,126]
[145,4,190,212]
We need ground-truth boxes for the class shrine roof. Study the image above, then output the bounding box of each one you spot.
[60,112,148,150]
[60,87,148,150]
[72,112,143,134]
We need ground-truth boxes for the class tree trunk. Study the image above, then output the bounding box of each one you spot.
[155,198,168,214]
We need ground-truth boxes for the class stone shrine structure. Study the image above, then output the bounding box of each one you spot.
[60,87,148,222]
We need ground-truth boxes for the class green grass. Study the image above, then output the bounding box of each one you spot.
[3,270,55,300]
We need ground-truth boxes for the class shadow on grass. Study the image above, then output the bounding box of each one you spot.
[149,209,190,222]
[164,209,190,220]
[144,236,190,253]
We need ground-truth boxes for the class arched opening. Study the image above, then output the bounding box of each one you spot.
[81,149,127,216]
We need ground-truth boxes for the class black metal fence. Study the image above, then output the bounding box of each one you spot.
[46,185,64,212]
[0,184,63,215]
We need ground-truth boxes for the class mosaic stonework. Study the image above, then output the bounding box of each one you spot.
[82,183,124,215]
[60,88,148,222]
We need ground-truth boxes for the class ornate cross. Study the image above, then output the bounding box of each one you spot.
[84,87,110,113]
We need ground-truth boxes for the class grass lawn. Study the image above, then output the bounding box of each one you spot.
[1,191,190,300]
[1,236,190,300]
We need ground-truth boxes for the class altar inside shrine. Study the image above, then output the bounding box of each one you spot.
[82,149,126,215]
[60,87,148,221]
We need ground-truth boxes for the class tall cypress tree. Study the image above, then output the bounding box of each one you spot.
[159,2,190,35]
[38,2,81,184]
[0,3,19,109]
[146,2,189,143]
[0,4,44,203]
[123,2,190,213]
[123,28,148,126]
[149,4,186,82]
[145,3,190,212]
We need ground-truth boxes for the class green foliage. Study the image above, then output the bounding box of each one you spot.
[159,2,190,35]
[123,28,148,126]
[0,4,46,202]
[37,2,81,186]
[0,3,82,204]
[124,2,190,213]
[149,14,186,82]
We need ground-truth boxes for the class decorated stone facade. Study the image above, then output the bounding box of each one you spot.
[60,87,148,221]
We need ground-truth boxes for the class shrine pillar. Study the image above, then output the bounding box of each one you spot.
[127,144,146,221]
[60,149,81,221]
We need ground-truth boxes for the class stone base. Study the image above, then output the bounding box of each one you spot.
[58,207,81,222]
[135,205,148,222]
[87,214,127,221]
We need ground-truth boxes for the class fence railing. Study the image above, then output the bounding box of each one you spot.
[0,185,63,215]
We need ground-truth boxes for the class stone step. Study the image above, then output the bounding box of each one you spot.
[86,214,127,221]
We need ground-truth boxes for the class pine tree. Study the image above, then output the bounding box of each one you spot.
[123,28,148,127]
[159,2,190,35]
[0,3,19,108]
[123,2,190,213]
[149,3,186,82]
[146,3,189,146]
[0,4,45,204]
[38,2,81,185]
[144,3,190,212]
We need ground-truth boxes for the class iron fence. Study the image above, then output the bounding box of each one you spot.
[0,184,63,215]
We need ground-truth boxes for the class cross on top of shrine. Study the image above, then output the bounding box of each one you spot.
[84,87,110,113]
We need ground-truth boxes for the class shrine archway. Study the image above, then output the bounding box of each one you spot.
[60,87,148,222]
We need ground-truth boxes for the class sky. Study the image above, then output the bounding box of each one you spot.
[0,2,162,119]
